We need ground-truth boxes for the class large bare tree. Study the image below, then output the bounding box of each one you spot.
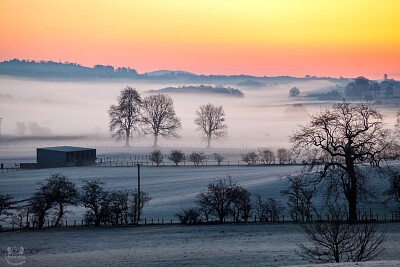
[109,87,142,147]
[290,102,390,222]
[194,103,227,148]
[141,94,182,147]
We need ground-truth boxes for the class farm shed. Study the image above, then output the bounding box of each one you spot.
[37,146,96,167]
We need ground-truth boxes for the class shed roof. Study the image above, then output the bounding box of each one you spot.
[37,146,95,152]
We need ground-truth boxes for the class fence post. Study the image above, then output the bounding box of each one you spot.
[66,220,67,228]
[74,221,76,228]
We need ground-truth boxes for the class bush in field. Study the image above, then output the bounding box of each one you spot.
[213,153,226,166]
[0,193,13,221]
[176,207,202,224]
[81,180,109,226]
[168,150,185,166]
[190,152,207,166]
[149,149,163,166]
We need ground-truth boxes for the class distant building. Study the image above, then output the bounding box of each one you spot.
[36,146,96,167]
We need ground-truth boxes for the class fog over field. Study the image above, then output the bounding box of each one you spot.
[0,76,364,148]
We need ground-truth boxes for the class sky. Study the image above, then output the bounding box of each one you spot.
[0,0,399,79]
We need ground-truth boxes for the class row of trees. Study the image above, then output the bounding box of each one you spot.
[109,87,227,148]
[0,174,150,229]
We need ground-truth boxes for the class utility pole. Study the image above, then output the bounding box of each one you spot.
[136,163,141,224]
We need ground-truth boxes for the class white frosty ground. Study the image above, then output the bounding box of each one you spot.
[1,223,400,267]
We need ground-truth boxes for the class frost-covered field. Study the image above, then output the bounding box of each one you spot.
[1,223,400,266]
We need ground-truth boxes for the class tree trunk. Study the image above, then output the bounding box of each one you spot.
[153,134,158,147]
[125,130,130,147]
[55,203,64,227]
[207,136,211,148]
[346,159,358,223]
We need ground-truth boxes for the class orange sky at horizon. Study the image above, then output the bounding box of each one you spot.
[0,0,399,79]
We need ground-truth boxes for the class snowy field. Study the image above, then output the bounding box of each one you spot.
[1,164,400,266]
[1,223,400,266]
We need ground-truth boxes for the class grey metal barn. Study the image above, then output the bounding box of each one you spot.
[37,146,96,167]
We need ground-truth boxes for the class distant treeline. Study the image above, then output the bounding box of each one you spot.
[0,59,351,83]
[149,85,244,97]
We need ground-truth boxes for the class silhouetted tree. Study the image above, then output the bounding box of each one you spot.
[385,171,400,207]
[149,149,163,166]
[258,149,275,164]
[168,150,185,166]
[290,102,391,222]
[298,206,386,263]
[128,189,151,224]
[81,180,108,226]
[176,207,202,224]
[189,152,206,166]
[45,173,79,227]
[142,94,182,147]
[109,87,142,147]
[194,103,228,148]
[253,194,283,222]
[15,122,27,136]
[281,176,316,222]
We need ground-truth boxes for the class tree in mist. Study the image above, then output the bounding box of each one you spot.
[277,148,291,164]
[141,94,182,147]
[149,149,163,166]
[289,86,300,97]
[258,148,275,164]
[168,150,185,166]
[241,151,259,165]
[298,206,386,263]
[189,152,207,166]
[194,103,228,148]
[15,122,27,136]
[109,87,142,147]
[81,180,109,226]
[290,102,391,222]
[213,153,226,166]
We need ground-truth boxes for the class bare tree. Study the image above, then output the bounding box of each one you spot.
[142,94,182,147]
[241,151,259,165]
[213,153,226,166]
[109,87,142,147]
[197,178,250,223]
[194,103,228,148]
[149,149,163,166]
[168,150,185,166]
[385,171,400,207]
[277,148,291,164]
[281,176,316,222]
[258,148,275,164]
[15,122,27,136]
[253,194,283,222]
[189,152,206,166]
[298,207,386,263]
[81,180,108,226]
[290,102,390,222]
[128,189,151,224]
